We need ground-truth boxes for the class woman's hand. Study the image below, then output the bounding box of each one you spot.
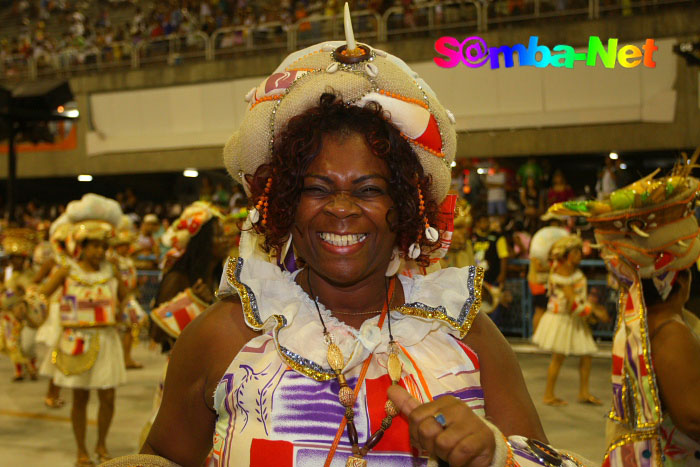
[388,385,495,466]
[192,279,214,304]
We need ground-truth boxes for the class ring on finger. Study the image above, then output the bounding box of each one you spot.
[433,412,447,429]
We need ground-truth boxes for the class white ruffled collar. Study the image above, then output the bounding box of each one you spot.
[219,256,482,381]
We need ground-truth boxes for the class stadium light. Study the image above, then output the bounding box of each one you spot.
[183,168,199,178]
[609,152,619,160]
[477,167,487,175]
[77,174,93,182]
[619,163,628,170]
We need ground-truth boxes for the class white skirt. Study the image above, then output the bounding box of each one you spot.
[532,311,598,356]
[50,327,127,389]
[36,301,61,347]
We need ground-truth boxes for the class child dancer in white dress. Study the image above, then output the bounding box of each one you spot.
[532,235,608,406]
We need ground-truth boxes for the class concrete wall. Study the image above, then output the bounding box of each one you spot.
[2,5,699,179]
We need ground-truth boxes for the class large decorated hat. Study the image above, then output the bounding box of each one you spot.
[548,150,700,292]
[160,201,224,272]
[64,193,123,243]
[223,4,456,204]
[1,228,37,256]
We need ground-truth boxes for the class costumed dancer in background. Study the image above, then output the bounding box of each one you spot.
[527,222,569,333]
[110,215,146,370]
[549,149,700,465]
[446,196,475,268]
[0,228,45,381]
[39,194,131,466]
[36,214,73,408]
[143,201,233,443]
[532,235,609,406]
[32,220,53,273]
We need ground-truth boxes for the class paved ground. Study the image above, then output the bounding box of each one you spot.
[0,340,611,466]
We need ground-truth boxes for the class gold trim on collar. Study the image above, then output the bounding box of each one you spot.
[223,257,484,381]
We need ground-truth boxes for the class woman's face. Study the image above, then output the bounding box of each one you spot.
[82,240,107,267]
[292,132,396,286]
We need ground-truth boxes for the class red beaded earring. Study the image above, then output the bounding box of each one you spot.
[248,176,272,226]
[408,182,438,260]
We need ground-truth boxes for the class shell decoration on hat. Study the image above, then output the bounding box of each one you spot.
[223,3,457,205]
[64,193,123,243]
[547,148,700,281]
[1,228,38,257]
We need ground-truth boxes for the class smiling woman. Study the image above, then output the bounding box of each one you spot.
[247,94,439,272]
[125,6,598,467]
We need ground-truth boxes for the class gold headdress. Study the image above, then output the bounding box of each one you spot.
[1,228,37,256]
[548,235,583,262]
[64,194,123,243]
[111,215,137,246]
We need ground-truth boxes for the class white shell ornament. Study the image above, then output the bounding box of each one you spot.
[248,207,260,224]
[321,43,335,52]
[364,63,378,78]
[244,87,256,103]
[425,226,439,243]
[374,48,387,57]
[446,109,456,124]
[326,62,339,73]
[408,242,421,259]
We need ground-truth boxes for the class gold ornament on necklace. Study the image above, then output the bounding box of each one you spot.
[308,274,403,466]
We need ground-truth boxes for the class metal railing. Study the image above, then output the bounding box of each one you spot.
[382,1,481,38]
[1,0,694,81]
[131,31,209,69]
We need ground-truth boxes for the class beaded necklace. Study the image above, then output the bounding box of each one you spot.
[307,273,403,467]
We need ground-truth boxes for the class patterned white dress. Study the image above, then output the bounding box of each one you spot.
[211,256,485,467]
[532,270,598,356]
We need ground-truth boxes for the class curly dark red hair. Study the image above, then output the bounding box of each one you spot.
[248,93,440,267]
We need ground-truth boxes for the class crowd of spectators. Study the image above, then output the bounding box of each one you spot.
[0,0,404,76]
[0,0,652,78]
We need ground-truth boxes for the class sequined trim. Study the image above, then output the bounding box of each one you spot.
[398,266,483,339]
[225,257,262,326]
[224,257,336,381]
[278,344,335,381]
[224,257,483,381]
[603,430,662,465]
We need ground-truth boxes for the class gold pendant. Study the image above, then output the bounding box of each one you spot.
[387,353,402,384]
[327,343,345,372]
[346,455,368,467]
